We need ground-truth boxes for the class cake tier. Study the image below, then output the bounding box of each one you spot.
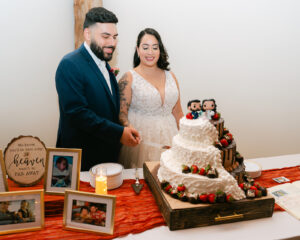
[158,150,246,200]
[221,140,237,168]
[211,118,224,139]
[220,142,245,177]
[179,117,218,145]
[172,135,240,171]
[171,135,222,167]
[230,162,245,184]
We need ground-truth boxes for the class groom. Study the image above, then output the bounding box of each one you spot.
[55,7,140,171]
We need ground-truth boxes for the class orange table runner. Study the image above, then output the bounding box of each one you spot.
[254,165,300,211]
[5,179,165,239]
[2,165,300,239]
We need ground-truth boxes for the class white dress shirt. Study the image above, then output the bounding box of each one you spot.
[84,42,112,94]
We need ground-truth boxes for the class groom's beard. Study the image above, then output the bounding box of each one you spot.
[90,40,115,61]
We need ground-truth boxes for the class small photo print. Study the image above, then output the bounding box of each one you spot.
[0,199,35,225]
[273,176,290,183]
[272,189,288,198]
[51,155,73,188]
[71,200,107,227]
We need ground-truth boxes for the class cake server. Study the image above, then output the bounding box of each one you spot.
[132,168,143,195]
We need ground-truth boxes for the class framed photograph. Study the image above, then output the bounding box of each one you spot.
[0,189,44,235]
[44,148,81,195]
[63,190,116,235]
[0,149,8,192]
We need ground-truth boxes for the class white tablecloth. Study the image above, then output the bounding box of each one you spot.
[113,154,300,240]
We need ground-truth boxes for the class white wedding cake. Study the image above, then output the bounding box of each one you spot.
[157,117,246,200]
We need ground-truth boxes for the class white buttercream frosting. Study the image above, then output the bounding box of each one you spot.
[171,135,222,167]
[157,116,246,200]
[179,117,219,144]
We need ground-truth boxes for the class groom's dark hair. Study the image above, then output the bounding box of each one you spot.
[83,7,118,29]
[134,28,170,70]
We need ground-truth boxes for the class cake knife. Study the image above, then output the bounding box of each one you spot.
[141,140,171,150]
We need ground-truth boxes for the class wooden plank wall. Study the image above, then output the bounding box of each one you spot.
[74,0,103,49]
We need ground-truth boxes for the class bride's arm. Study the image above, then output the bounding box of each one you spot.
[118,72,133,127]
[170,72,184,129]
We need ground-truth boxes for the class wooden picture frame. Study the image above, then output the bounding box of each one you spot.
[0,189,44,235]
[0,149,8,192]
[44,148,81,195]
[63,190,116,235]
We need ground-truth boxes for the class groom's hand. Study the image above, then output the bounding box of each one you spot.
[120,127,140,146]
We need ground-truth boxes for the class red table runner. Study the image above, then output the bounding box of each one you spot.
[5,179,165,239]
[254,165,300,211]
[2,165,300,239]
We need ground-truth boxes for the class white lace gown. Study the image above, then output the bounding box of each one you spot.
[119,70,179,168]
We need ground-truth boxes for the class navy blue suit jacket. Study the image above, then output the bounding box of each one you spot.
[55,44,124,171]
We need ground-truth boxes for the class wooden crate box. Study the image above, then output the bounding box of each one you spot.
[143,161,275,231]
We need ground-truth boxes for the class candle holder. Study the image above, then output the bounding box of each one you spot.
[95,166,107,195]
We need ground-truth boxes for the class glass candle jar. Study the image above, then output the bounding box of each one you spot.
[95,166,107,194]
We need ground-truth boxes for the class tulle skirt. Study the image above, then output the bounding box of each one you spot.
[118,111,178,169]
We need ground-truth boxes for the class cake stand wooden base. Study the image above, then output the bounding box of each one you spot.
[143,161,275,231]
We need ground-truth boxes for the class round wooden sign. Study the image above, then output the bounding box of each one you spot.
[4,136,46,186]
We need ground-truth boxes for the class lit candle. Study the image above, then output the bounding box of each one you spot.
[95,167,107,194]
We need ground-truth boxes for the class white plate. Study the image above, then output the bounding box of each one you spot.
[244,160,262,178]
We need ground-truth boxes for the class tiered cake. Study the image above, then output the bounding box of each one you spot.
[157,116,246,201]
[145,100,273,230]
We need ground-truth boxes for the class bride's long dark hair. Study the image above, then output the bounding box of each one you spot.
[133,28,170,70]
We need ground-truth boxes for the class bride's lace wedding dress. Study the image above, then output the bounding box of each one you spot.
[119,70,179,168]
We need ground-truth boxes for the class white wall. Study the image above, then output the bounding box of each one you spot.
[104,0,300,159]
[0,0,74,150]
[0,0,299,160]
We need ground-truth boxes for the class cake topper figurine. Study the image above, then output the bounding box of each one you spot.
[186,99,202,119]
[202,99,218,120]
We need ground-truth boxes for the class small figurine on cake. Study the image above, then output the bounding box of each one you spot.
[186,99,202,119]
[202,98,220,120]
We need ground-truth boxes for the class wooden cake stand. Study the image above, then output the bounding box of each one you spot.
[143,161,275,230]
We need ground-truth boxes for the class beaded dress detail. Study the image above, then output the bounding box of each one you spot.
[119,70,179,168]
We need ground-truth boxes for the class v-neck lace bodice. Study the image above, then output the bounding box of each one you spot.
[133,70,166,106]
[129,70,178,116]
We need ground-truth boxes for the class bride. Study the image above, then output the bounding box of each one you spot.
[118,28,183,168]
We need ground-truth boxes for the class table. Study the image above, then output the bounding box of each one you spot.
[115,154,300,240]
